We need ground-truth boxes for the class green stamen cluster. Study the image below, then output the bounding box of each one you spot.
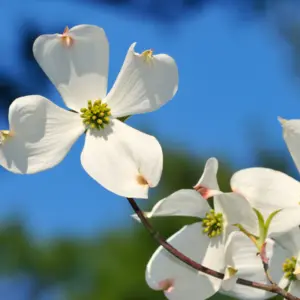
[283,256,297,281]
[202,209,224,238]
[80,99,111,130]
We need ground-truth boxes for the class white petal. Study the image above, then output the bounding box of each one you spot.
[275,228,300,255]
[222,232,286,300]
[194,157,220,199]
[222,267,238,292]
[104,43,178,117]
[146,223,223,300]
[0,95,84,174]
[279,276,290,290]
[270,236,295,289]
[214,192,258,236]
[268,207,300,236]
[140,189,210,219]
[33,25,109,112]
[280,118,300,173]
[231,167,300,218]
[81,119,162,198]
[289,281,300,298]
[205,236,226,272]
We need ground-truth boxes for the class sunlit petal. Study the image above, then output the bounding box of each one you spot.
[0,95,84,174]
[231,167,300,217]
[146,223,222,300]
[81,119,162,198]
[33,25,109,112]
[105,43,178,117]
[140,189,210,219]
[194,157,219,199]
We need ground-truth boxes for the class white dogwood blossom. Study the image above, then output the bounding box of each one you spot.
[0,25,178,198]
[140,157,300,299]
[143,158,258,299]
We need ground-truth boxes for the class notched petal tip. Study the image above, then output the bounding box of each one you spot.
[193,185,210,199]
[225,266,238,278]
[61,26,73,47]
[158,279,174,293]
[131,42,155,64]
[140,49,154,65]
[136,174,149,186]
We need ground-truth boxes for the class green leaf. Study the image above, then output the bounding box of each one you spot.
[253,208,266,248]
[264,209,282,236]
[253,208,282,250]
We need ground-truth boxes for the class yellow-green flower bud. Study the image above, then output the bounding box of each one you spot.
[283,256,297,281]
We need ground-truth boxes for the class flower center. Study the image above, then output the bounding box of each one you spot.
[202,209,224,238]
[80,99,111,130]
[283,256,297,281]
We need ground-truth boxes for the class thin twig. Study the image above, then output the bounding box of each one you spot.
[259,242,276,285]
[262,261,276,286]
[127,197,299,300]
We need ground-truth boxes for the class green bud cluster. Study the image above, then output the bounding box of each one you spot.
[80,99,111,130]
[283,256,297,281]
[202,209,224,238]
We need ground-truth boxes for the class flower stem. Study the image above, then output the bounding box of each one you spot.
[127,197,299,300]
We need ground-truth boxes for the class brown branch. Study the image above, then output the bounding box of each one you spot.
[127,197,299,300]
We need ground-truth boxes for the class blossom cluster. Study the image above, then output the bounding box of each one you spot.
[1,24,300,300]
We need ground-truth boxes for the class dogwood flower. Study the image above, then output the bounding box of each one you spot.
[0,25,178,198]
[221,231,286,300]
[141,157,300,299]
[143,158,258,299]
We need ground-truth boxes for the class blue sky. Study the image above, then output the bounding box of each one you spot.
[0,0,299,240]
